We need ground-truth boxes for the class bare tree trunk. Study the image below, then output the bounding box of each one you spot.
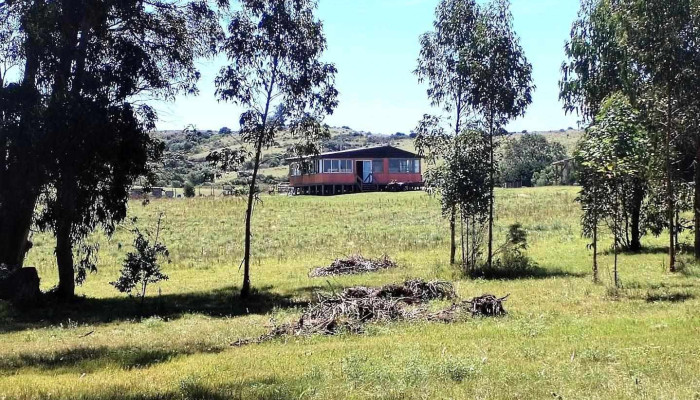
[593,219,599,283]
[695,144,700,259]
[449,208,456,265]
[460,212,466,268]
[629,178,644,252]
[55,218,75,299]
[665,96,676,272]
[487,114,495,268]
[242,136,264,298]
[54,179,78,300]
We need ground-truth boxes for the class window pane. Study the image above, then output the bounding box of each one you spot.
[389,159,400,173]
[373,160,384,173]
[323,160,331,173]
[332,160,339,172]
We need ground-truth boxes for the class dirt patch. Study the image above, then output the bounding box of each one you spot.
[309,255,397,277]
[232,280,508,347]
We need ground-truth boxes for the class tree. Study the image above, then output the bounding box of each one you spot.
[214,0,337,298]
[111,215,169,306]
[219,127,233,135]
[620,0,700,270]
[576,93,649,286]
[561,0,646,253]
[425,129,491,272]
[183,182,196,198]
[500,134,566,187]
[461,0,534,267]
[0,0,223,298]
[415,0,479,264]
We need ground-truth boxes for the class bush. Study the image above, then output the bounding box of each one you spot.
[183,182,195,198]
[110,215,169,304]
[468,224,538,279]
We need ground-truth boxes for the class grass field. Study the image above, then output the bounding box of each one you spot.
[2,187,699,399]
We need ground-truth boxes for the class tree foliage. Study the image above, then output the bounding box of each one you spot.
[500,134,567,187]
[214,0,337,297]
[576,93,649,286]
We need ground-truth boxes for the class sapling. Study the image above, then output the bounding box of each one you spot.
[111,214,169,305]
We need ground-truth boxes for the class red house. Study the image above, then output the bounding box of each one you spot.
[286,145,423,195]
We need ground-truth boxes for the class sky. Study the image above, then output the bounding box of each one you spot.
[154,0,582,135]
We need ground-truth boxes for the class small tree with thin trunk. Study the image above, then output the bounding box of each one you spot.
[214,0,337,298]
[415,0,479,264]
[460,0,533,267]
[577,93,649,287]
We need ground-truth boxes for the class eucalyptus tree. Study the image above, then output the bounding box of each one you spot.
[214,0,337,298]
[415,0,478,264]
[424,128,491,272]
[461,0,533,267]
[0,0,225,298]
[576,93,649,287]
[615,0,700,270]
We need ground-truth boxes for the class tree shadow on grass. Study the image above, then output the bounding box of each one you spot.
[0,344,225,375]
[31,376,308,400]
[644,292,695,303]
[600,243,694,256]
[467,264,587,281]
[1,285,307,333]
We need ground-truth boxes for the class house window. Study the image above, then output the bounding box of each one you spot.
[389,159,420,173]
[372,159,384,173]
[290,163,301,176]
[322,159,353,173]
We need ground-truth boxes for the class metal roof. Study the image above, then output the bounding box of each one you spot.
[286,145,421,161]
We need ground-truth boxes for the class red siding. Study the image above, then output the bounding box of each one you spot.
[289,158,422,187]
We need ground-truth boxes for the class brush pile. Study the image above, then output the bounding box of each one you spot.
[466,294,509,316]
[231,281,509,347]
[308,254,397,277]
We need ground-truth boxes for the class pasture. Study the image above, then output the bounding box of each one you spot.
[1,187,699,399]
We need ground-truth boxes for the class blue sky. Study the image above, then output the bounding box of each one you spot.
[155,0,582,134]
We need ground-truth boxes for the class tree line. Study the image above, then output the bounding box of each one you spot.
[562,0,700,285]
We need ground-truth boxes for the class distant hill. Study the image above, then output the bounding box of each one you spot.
[149,126,582,187]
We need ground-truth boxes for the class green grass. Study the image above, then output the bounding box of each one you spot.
[2,187,700,399]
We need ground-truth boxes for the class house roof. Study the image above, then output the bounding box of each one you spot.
[287,145,421,161]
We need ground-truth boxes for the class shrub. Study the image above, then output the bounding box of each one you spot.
[468,224,538,279]
[111,215,169,304]
[183,182,195,198]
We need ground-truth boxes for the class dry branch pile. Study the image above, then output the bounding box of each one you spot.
[308,254,397,277]
[466,294,509,316]
[232,280,509,347]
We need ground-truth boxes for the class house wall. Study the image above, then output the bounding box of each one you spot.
[289,158,422,187]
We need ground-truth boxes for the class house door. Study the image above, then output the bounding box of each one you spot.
[355,160,373,183]
[362,160,373,183]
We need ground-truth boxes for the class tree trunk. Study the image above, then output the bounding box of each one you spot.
[55,218,75,299]
[487,117,495,268]
[449,208,456,265]
[241,137,264,298]
[593,219,599,284]
[665,97,676,272]
[0,190,37,269]
[629,178,644,252]
[695,144,700,259]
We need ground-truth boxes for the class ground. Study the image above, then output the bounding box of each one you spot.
[1,187,699,399]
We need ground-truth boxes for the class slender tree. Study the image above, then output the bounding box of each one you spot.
[577,93,649,287]
[415,0,479,264]
[462,0,533,267]
[214,0,337,298]
[616,0,700,271]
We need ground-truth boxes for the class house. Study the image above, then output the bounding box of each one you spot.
[286,145,424,195]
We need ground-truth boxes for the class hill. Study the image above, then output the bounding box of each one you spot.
[149,127,583,188]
